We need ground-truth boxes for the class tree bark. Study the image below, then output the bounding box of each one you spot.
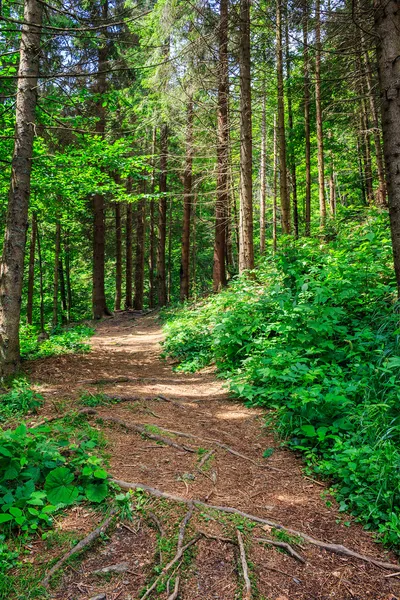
[285,18,298,238]
[115,202,122,310]
[0,0,43,375]
[315,0,326,227]
[52,221,61,327]
[213,0,229,289]
[374,0,400,294]
[125,197,133,310]
[134,183,146,311]
[180,97,194,302]
[276,0,290,234]
[273,114,278,253]
[26,214,37,326]
[64,232,72,322]
[157,124,168,306]
[238,0,255,272]
[36,222,45,334]
[303,0,311,236]
[260,72,267,254]
[92,1,111,319]
[59,258,67,319]
[149,127,157,308]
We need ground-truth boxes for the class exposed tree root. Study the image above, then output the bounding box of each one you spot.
[82,410,196,453]
[157,394,188,409]
[112,479,400,572]
[41,510,117,587]
[166,575,180,600]
[237,530,252,599]
[78,377,136,385]
[197,448,215,470]
[255,537,306,563]
[140,535,201,599]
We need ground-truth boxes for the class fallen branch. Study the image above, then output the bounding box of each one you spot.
[78,377,135,385]
[178,503,193,550]
[255,537,306,563]
[157,394,188,410]
[140,534,201,599]
[237,530,252,600]
[198,449,215,470]
[112,479,400,572]
[144,425,280,471]
[41,510,116,587]
[82,410,196,453]
[167,575,180,600]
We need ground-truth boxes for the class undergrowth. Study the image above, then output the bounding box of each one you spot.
[0,378,43,423]
[20,323,94,361]
[162,210,400,549]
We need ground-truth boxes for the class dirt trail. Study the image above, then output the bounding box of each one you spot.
[27,312,400,600]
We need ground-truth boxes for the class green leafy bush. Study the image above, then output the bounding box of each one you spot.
[0,421,109,534]
[163,211,400,548]
[20,324,94,361]
[0,378,43,422]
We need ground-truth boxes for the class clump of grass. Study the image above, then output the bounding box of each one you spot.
[0,377,43,422]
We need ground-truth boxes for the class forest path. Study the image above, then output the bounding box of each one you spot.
[29,312,400,600]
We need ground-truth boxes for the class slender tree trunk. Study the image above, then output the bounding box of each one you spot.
[167,198,173,303]
[329,150,336,216]
[303,0,311,236]
[374,0,400,294]
[134,182,146,311]
[0,0,43,375]
[64,232,72,322]
[285,19,299,238]
[115,202,122,310]
[53,221,61,327]
[213,0,229,289]
[125,199,133,310]
[238,0,255,272]
[192,193,197,296]
[36,223,45,335]
[315,0,326,227]
[157,124,168,306]
[273,114,278,253]
[26,214,37,326]
[276,0,290,234]
[260,73,267,254]
[149,127,157,308]
[360,28,387,206]
[92,1,110,319]
[357,138,367,205]
[180,98,194,301]
[359,107,374,204]
[59,258,67,318]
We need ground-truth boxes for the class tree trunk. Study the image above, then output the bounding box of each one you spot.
[260,73,267,254]
[285,19,299,238]
[167,198,173,303]
[360,27,387,206]
[115,202,122,310]
[192,193,197,296]
[374,0,400,294]
[53,221,61,327]
[125,199,133,310]
[303,0,311,236]
[276,0,290,234]
[213,0,229,289]
[26,214,37,326]
[315,0,326,227]
[180,98,194,302]
[36,222,45,335]
[157,124,168,306]
[59,258,67,318]
[149,127,157,308]
[92,1,110,319]
[273,114,278,254]
[0,0,43,375]
[64,232,72,322]
[238,0,255,273]
[134,183,146,311]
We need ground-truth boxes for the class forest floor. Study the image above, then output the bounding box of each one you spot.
[25,311,400,600]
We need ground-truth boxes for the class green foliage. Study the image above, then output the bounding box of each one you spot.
[20,324,94,361]
[79,391,110,407]
[0,378,43,422]
[0,421,109,535]
[163,211,400,548]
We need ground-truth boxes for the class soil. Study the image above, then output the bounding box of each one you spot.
[24,311,400,600]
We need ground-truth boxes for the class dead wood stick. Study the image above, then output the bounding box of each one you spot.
[78,377,136,385]
[41,510,116,587]
[237,530,252,599]
[145,425,280,471]
[112,479,400,572]
[178,503,193,550]
[200,530,237,545]
[255,537,306,563]
[198,449,215,469]
[140,534,201,600]
[157,394,188,409]
[82,410,196,453]
[166,575,180,600]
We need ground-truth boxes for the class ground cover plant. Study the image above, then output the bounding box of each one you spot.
[163,211,400,549]
[20,324,94,361]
